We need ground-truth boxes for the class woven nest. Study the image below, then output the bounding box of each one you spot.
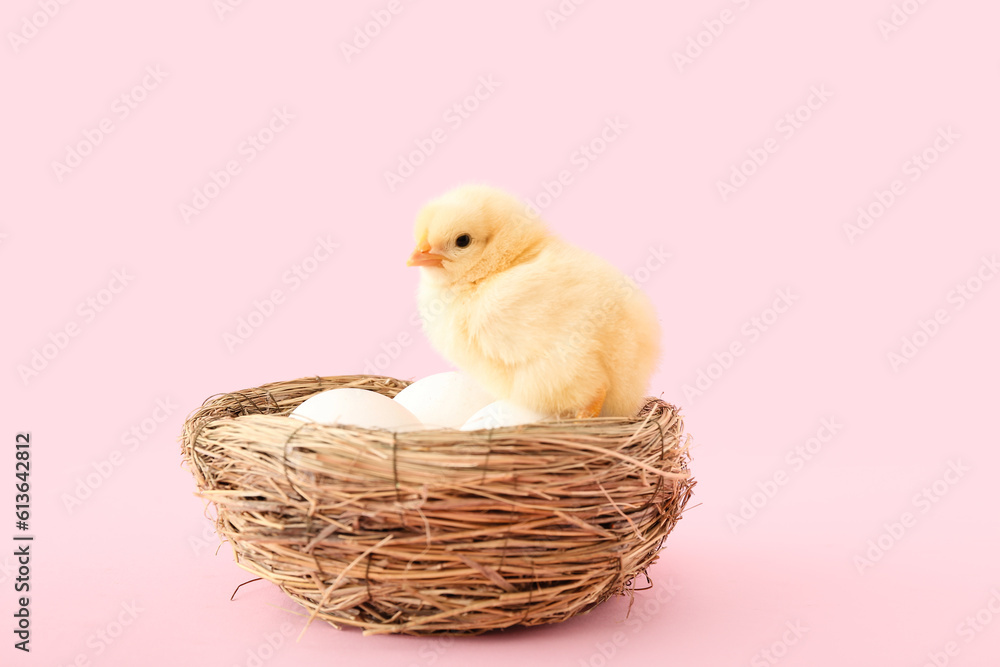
[180,375,694,636]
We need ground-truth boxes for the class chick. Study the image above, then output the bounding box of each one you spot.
[406,185,661,419]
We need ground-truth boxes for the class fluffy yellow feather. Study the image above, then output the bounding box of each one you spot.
[407,185,661,418]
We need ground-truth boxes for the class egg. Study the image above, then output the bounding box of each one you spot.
[392,372,495,429]
[289,388,424,431]
[460,400,552,431]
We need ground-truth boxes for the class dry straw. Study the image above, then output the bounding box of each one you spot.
[180,375,694,635]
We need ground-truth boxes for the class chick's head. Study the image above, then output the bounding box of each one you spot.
[407,185,549,286]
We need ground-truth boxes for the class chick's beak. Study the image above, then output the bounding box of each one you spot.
[406,238,444,267]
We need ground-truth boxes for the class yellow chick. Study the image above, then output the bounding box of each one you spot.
[406,185,661,419]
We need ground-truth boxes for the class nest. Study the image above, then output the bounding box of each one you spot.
[180,374,694,635]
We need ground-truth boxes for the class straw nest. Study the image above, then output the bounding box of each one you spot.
[181,375,694,635]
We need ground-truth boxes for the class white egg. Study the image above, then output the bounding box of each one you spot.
[392,372,495,429]
[289,388,424,431]
[460,400,552,431]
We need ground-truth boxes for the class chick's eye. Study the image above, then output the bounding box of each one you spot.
[455,233,471,248]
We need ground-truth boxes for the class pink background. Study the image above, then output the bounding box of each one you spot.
[4,1,999,665]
